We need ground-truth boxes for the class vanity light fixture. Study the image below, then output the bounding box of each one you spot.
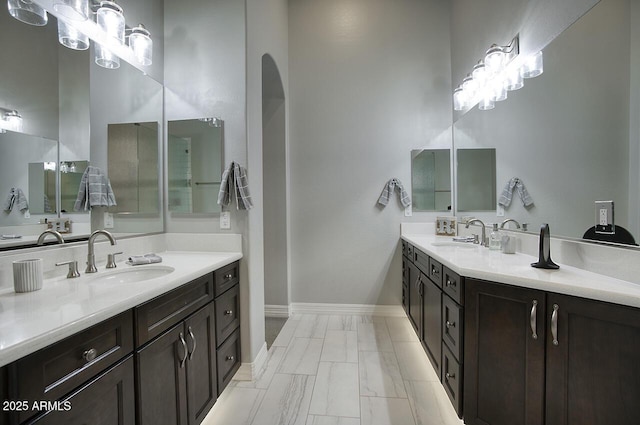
[453,34,544,112]
[53,0,89,21]
[198,117,223,128]
[128,24,152,66]
[7,0,48,26]
[94,0,125,69]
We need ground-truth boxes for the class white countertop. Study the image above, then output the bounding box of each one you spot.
[402,234,640,309]
[0,251,242,367]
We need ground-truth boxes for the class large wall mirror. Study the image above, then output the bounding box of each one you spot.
[453,0,639,246]
[0,0,164,248]
[411,149,451,212]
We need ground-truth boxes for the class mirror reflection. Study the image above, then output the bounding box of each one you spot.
[453,0,637,243]
[456,148,496,212]
[167,118,224,214]
[411,149,451,212]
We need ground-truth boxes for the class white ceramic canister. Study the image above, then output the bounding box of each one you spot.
[13,259,44,293]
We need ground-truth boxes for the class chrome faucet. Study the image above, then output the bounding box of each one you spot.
[500,218,521,230]
[86,230,117,273]
[37,229,65,245]
[465,219,487,247]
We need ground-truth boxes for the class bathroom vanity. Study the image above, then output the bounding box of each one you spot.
[402,234,640,425]
[0,253,241,425]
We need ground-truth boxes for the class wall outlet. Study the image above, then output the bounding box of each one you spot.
[104,212,114,229]
[404,206,412,217]
[595,200,614,234]
[220,211,231,229]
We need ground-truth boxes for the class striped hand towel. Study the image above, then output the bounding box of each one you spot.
[498,177,534,208]
[378,178,411,208]
[217,161,253,210]
[73,166,117,211]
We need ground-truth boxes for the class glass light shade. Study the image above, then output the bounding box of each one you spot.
[522,51,544,78]
[7,0,48,26]
[129,24,153,66]
[485,45,505,72]
[4,111,23,132]
[478,97,495,111]
[472,61,487,84]
[58,19,90,50]
[462,75,478,93]
[97,1,125,42]
[95,44,120,69]
[453,88,467,111]
[490,79,508,102]
[505,66,524,91]
[53,0,88,21]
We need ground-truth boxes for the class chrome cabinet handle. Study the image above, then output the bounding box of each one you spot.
[178,332,188,368]
[225,273,233,280]
[225,310,233,316]
[82,348,97,362]
[446,321,456,329]
[445,279,455,287]
[226,355,234,361]
[530,300,538,340]
[187,326,197,360]
[415,276,421,289]
[445,372,455,380]
[551,304,559,346]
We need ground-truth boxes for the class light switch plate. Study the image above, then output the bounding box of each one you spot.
[404,206,412,217]
[496,204,505,217]
[104,212,114,229]
[220,211,231,229]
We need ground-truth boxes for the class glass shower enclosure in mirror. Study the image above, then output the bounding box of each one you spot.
[452,0,637,245]
[411,149,451,212]
[167,118,224,215]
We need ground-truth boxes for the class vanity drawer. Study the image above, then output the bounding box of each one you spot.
[443,266,464,305]
[442,294,463,361]
[135,272,214,346]
[12,310,134,423]
[214,261,239,297]
[216,329,241,395]
[428,257,443,288]
[413,248,430,276]
[215,285,240,346]
[442,344,463,418]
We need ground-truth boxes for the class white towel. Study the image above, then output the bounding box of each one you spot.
[3,188,29,213]
[378,178,411,208]
[498,177,534,208]
[73,166,117,211]
[127,253,163,266]
[217,161,253,210]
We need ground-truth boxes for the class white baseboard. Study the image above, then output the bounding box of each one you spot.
[233,341,268,381]
[290,303,405,317]
[265,304,290,318]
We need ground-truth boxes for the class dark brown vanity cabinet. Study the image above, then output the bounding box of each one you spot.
[213,265,241,395]
[136,303,217,425]
[464,278,640,425]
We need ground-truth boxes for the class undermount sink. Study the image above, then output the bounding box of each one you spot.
[88,266,175,284]
[431,241,477,249]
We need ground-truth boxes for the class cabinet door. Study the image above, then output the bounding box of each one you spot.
[28,357,135,425]
[185,304,218,425]
[422,277,442,376]
[137,323,188,425]
[464,279,545,425]
[545,294,640,425]
[408,262,422,336]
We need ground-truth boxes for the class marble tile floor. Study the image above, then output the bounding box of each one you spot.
[202,314,464,425]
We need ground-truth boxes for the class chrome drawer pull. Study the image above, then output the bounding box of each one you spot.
[82,348,97,362]
[178,332,188,368]
[226,355,234,361]
[530,300,538,340]
[225,310,233,316]
[225,273,233,280]
[446,279,455,287]
[445,372,455,380]
[551,304,559,346]
[187,326,197,360]
[446,321,456,329]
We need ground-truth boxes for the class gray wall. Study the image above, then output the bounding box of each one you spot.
[288,0,452,305]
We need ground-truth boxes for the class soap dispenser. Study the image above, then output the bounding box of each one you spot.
[489,223,502,250]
